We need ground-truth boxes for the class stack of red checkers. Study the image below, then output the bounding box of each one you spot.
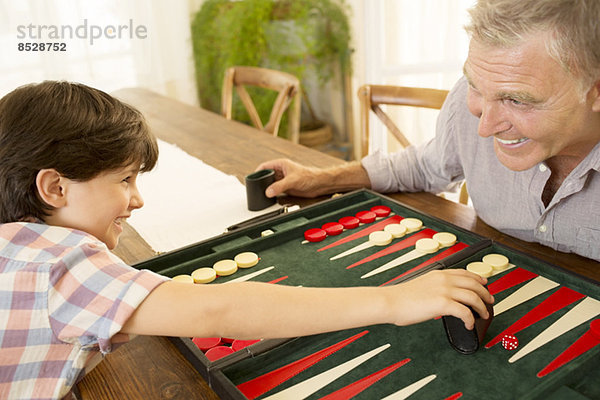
[232,339,261,352]
[205,346,234,361]
[192,337,221,351]
[338,216,360,229]
[191,337,261,361]
[303,205,391,243]
[371,205,391,217]
[355,210,376,223]
[502,334,519,350]
[304,228,327,242]
[322,222,344,236]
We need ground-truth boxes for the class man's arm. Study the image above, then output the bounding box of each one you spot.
[255,159,371,198]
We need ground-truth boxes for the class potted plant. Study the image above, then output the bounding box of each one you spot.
[191,0,352,147]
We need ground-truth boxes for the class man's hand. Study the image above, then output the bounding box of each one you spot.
[256,159,329,198]
[255,158,371,198]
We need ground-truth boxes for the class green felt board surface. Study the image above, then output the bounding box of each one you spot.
[220,243,599,399]
[135,190,485,285]
[133,190,600,399]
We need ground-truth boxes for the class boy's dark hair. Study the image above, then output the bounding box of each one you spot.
[0,81,158,223]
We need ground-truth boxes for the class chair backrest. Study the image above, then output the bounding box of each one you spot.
[358,84,469,205]
[357,84,448,157]
[221,66,301,143]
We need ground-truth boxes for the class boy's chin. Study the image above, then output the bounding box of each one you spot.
[103,236,120,250]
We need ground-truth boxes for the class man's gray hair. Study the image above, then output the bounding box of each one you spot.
[465,0,600,93]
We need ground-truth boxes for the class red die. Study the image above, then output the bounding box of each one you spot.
[501,334,519,350]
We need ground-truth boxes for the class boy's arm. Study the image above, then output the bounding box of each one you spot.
[120,269,493,339]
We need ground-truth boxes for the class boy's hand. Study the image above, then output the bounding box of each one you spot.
[388,269,494,330]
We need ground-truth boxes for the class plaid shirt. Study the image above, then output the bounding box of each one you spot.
[0,222,168,399]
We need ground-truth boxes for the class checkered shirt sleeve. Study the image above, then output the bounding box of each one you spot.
[0,222,168,400]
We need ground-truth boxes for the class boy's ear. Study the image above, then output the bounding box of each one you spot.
[591,79,600,112]
[36,169,67,208]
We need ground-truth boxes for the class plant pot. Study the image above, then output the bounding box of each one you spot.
[299,122,333,148]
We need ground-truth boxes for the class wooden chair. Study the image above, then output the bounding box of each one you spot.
[358,84,448,157]
[221,66,301,143]
[358,84,468,204]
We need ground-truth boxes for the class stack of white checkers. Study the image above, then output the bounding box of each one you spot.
[466,254,511,278]
[171,251,260,284]
[415,232,458,254]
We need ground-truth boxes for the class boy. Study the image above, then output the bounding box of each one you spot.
[0,81,493,399]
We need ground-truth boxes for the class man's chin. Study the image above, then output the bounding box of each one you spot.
[495,149,540,172]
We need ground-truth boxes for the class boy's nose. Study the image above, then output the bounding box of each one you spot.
[130,185,144,209]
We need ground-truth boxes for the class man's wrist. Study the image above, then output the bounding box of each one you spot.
[318,162,371,195]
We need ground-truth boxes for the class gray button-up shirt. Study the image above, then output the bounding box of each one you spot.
[362,77,600,261]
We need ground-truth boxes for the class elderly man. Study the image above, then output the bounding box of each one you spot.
[257,0,600,261]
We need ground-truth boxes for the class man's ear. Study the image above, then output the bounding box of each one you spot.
[36,169,67,208]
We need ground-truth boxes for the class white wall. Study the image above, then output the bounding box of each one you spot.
[1,0,474,161]
[347,0,475,159]
[0,0,198,104]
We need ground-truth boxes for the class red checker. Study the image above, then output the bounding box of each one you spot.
[356,210,376,223]
[192,337,221,351]
[322,222,344,236]
[370,205,391,217]
[205,345,234,361]
[501,334,519,350]
[338,216,360,229]
[304,228,327,242]
[232,339,261,352]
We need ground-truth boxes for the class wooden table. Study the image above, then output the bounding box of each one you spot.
[76,88,599,400]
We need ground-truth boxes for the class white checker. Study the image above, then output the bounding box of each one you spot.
[234,252,259,268]
[384,223,407,238]
[400,218,423,232]
[432,232,457,247]
[213,259,238,276]
[415,238,439,254]
[466,261,493,278]
[369,231,393,246]
[171,274,194,283]
[191,267,217,284]
[482,253,510,271]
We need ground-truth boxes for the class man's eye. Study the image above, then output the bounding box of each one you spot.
[122,176,131,183]
[507,98,528,106]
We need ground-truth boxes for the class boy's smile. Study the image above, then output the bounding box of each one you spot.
[45,164,144,250]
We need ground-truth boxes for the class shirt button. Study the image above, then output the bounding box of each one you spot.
[538,224,547,233]
[539,164,548,172]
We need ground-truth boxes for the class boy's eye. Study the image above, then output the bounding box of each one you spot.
[122,176,131,183]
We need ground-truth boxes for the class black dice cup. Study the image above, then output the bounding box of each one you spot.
[245,169,277,211]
